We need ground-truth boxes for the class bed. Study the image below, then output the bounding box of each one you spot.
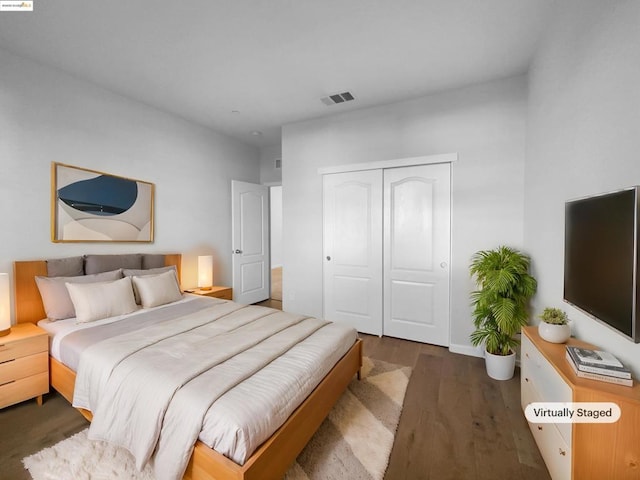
[14,254,362,480]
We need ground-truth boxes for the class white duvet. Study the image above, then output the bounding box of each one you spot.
[67,298,356,480]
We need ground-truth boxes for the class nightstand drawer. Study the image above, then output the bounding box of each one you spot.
[0,351,48,384]
[0,371,49,409]
[0,334,48,363]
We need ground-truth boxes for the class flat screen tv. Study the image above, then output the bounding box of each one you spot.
[564,186,640,343]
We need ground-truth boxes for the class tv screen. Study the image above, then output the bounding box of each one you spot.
[564,187,639,343]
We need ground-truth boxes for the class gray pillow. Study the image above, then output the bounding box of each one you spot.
[123,266,178,304]
[46,256,84,277]
[35,269,123,320]
[84,254,142,275]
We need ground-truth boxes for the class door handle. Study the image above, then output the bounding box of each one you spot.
[326,256,331,261]
[234,249,243,254]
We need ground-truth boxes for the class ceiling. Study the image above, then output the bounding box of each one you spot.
[0,0,556,147]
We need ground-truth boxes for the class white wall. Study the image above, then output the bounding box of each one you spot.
[525,0,640,374]
[0,48,259,312]
[282,75,527,352]
[259,143,282,185]
[269,186,283,268]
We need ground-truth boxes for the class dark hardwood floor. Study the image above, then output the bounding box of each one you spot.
[361,335,551,480]
[0,333,550,480]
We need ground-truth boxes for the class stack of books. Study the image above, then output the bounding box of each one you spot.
[565,345,633,387]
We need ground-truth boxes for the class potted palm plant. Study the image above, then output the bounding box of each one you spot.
[469,246,537,380]
[538,307,571,343]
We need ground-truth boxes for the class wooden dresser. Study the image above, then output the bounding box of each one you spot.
[521,326,640,479]
[0,323,49,408]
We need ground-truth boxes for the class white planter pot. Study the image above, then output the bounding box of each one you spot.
[484,349,516,380]
[538,321,571,343]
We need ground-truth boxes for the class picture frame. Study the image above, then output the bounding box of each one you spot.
[51,162,154,243]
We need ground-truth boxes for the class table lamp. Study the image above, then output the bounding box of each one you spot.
[197,255,213,291]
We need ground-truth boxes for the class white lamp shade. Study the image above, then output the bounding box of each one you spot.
[197,256,213,288]
[0,273,10,332]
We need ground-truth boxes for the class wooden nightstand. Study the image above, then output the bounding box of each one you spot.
[188,286,233,300]
[0,323,49,409]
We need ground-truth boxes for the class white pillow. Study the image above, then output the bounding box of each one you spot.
[66,276,138,323]
[122,265,178,304]
[131,270,182,308]
[35,269,123,320]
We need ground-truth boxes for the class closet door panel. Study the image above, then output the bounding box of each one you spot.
[323,170,383,335]
[383,164,450,345]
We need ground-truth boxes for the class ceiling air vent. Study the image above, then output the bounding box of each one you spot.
[320,91,355,106]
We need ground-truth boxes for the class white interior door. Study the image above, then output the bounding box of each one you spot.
[323,170,383,335]
[232,180,270,304]
[383,163,451,346]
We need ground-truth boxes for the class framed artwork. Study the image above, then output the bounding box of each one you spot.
[51,162,154,242]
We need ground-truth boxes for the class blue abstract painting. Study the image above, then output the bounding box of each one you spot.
[52,163,154,242]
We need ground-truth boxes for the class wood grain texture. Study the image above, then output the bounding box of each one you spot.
[359,335,551,480]
[14,261,47,324]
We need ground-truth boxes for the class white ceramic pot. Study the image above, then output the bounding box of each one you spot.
[538,321,571,343]
[484,349,516,380]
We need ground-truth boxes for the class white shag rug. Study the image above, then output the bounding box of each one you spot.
[24,357,411,480]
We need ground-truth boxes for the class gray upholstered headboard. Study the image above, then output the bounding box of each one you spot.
[45,253,167,277]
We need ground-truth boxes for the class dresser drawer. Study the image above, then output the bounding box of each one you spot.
[0,334,48,363]
[0,351,48,385]
[521,366,541,410]
[521,334,572,446]
[529,420,571,480]
[0,371,49,409]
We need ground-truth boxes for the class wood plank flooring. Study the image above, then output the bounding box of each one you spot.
[0,334,550,480]
[361,334,550,480]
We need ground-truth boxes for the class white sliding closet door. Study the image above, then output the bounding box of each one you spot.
[322,162,451,345]
[383,164,451,345]
[323,170,383,335]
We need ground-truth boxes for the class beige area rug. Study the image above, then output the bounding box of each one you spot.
[23,357,411,480]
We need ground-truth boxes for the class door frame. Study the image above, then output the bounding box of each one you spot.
[318,153,457,175]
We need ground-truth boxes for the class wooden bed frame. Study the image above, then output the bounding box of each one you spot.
[14,255,363,480]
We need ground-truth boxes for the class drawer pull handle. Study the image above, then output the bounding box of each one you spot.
[0,358,15,365]
[537,426,543,431]
[0,379,15,387]
[525,353,529,358]
[525,377,529,383]
[559,448,566,456]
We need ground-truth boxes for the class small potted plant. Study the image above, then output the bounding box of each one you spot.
[469,246,537,380]
[538,307,571,343]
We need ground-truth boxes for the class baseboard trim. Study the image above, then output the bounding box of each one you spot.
[449,343,484,358]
